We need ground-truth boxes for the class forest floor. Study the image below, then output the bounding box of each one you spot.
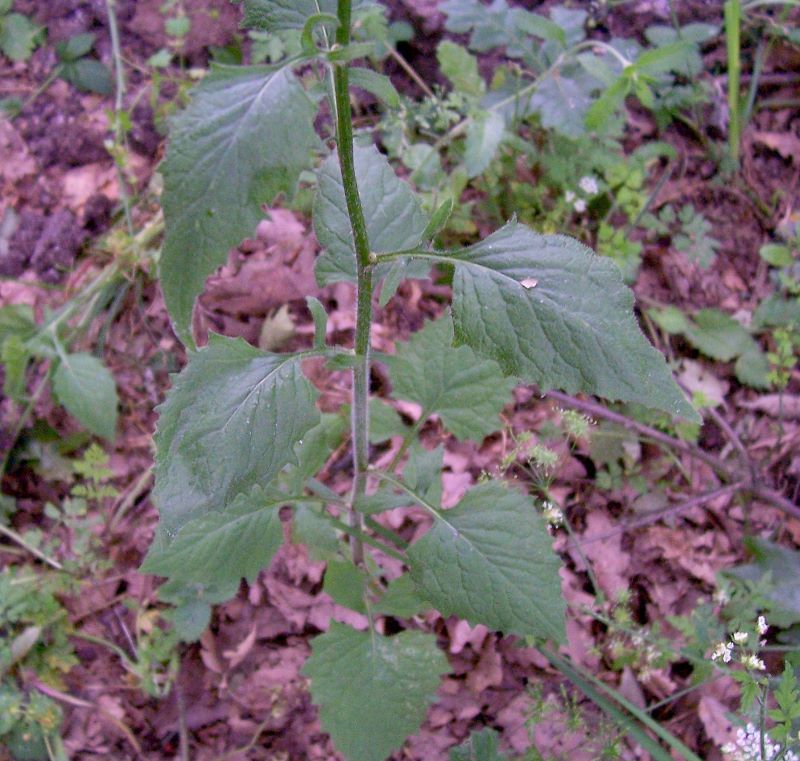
[1,1,799,760]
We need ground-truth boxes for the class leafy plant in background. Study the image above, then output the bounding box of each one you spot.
[641,203,721,270]
[139,1,698,759]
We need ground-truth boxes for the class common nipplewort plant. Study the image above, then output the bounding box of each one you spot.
[140,2,699,759]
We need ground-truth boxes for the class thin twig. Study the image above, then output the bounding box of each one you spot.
[0,524,63,570]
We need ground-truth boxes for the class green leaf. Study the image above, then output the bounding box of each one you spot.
[242,0,373,33]
[159,578,240,641]
[306,296,328,351]
[152,334,320,535]
[404,442,443,506]
[0,13,41,62]
[323,559,368,613]
[450,729,508,761]
[142,486,286,585]
[314,144,430,286]
[759,243,795,268]
[530,70,600,138]
[374,574,430,618]
[464,111,505,178]
[2,336,30,402]
[303,622,449,761]
[160,65,320,346]
[407,481,566,642]
[283,413,346,492]
[385,314,515,441]
[53,353,118,441]
[0,304,36,344]
[752,295,800,330]
[437,41,484,96]
[734,347,770,389]
[59,59,114,95]
[684,309,753,361]
[349,67,399,108]
[427,221,697,421]
[55,33,96,62]
[292,502,340,560]
[368,398,408,443]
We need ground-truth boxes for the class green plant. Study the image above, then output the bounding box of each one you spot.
[140,2,699,759]
[0,1,42,62]
[0,566,76,759]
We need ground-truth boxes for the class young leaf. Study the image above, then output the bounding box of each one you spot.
[423,221,697,420]
[152,334,320,535]
[142,486,286,585]
[314,144,430,286]
[407,481,566,642]
[0,13,41,62]
[52,353,118,441]
[160,65,320,346]
[303,622,449,761]
[384,314,515,441]
[242,0,373,34]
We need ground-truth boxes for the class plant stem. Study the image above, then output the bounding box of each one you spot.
[334,0,373,566]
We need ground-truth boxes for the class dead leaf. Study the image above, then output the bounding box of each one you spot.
[738,394,800,419]
[223,624,258,670]
[753,130,800,162]
[698,695,736,746]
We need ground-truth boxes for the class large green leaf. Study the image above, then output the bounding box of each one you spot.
[242,0,373,33]
[142,486,286,585]
[314,144,430,287]
[160,65,320,346]
[152,334,320,535]
[407,481,565,642]
[303,622,448,761]
[384,314,515,441]
[52,353,118,441]
[423,221,697,420]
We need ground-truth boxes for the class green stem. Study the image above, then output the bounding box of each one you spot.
[334,0,374,567]
[725,0,742,167]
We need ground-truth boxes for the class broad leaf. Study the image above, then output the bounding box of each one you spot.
[385,314,515,441]
[314,144,430,287]
[142,486,286,585]
[323,559,368,613]
[160,65,320,345]
[242,0,372,33]
[407,481,565,642]
[152,334,320,535]
[304,622,448,761]
[683,308,753,362]
[373,574,430,618]
[424,221,697,420]
[53,353,118,441]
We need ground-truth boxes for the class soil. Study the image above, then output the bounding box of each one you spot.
[0,1,799,760]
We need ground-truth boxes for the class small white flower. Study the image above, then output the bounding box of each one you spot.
[713,587,730,605]
[732,631,749,645]
[740,653,766,671]
[573,198,587,213]
[579,175,599,195]
[711,641,734,663]
[542,502,564,527]
[565,190,576,203]
[757,615,768,635]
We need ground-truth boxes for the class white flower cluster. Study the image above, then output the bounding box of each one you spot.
[721,724,799,761]
[709,617,769,670]
[565,174,600,213]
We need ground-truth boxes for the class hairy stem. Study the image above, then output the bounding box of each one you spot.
[334,0,373,565]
